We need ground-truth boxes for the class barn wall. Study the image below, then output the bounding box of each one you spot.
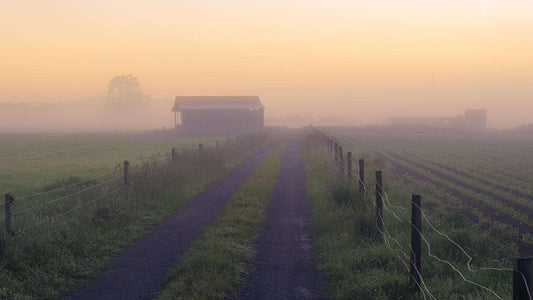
[180,109,264,134]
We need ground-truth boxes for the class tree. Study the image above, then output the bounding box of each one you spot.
[106,74,150,106]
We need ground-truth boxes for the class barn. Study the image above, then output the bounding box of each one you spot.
[388,109,487,132]
[172,96,265,134]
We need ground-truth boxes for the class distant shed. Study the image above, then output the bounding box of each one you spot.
[172,96,264,134]
[388,109,487,132]
[464,109,487,131]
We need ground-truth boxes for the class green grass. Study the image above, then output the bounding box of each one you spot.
[320,126,532,252]
[319,127,533,237]
[155,140,288,300]
[301,133,514,299]
[0,132,270,299]
[0,132,223,194]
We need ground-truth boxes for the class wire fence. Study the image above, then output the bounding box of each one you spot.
[12,175,123,217]
[309,125,532,300]
[15,168,122,201]
[17,186,126,234]
[2,134,264,237]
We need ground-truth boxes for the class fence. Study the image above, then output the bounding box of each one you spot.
[2,134,261,237]
[309,125,532,300]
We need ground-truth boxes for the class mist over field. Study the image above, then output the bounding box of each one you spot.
[1,95,532,132]
[2,1,533,132]
[2,2,533,299]
[0,98,174,132]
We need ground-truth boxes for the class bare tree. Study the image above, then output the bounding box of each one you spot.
[107,74,150,106]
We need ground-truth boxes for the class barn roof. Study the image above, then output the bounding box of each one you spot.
[173,96,264,111]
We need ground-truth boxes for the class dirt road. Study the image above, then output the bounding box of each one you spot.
[63,143,275,300]
[238,141,326,299]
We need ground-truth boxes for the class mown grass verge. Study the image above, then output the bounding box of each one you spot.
[0,133,270,299]
[155,140,288,299]
[301,133,515,299]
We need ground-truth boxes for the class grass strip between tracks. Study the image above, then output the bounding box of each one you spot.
[155,141,288,299]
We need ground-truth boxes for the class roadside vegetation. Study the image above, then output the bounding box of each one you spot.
[0,132,270,299]
[156,140,287,299]
[301,132,515,299]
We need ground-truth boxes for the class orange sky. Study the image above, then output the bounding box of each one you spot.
[1,1,533,128]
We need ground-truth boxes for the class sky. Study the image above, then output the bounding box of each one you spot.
[1,0,533,128]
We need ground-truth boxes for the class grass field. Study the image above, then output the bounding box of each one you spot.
[319,127,533,254]
[303,127,531,298]
[0,132,222,195]
[0,127,530,299]
[0,130,269,299]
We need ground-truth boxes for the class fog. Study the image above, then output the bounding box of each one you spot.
[0,99,172,133]
[1,93,531,133]
[1,1,533,132]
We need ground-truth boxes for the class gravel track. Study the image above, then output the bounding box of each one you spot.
[63,143,275,300]
[238,140,327,299]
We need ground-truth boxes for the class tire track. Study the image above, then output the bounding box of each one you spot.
[238,140,327,300]
[63,142,276,300]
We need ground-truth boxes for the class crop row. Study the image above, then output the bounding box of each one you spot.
[401,151,532,199]
[362,135,533,185]
[340,133,533,202]
[328,128,533,185]
[378,151,530,228]
[320,129,532,253]
[385,152,533,215]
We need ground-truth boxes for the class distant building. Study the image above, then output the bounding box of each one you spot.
[464,109,487,131]
[388,110,487,131]
[389,116,464,129]
[172,96,264,134]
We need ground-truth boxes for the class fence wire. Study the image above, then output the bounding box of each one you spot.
[6,136,246,236]
[315,129,530,300]
[17,186,125,234]
[12,175,123,217]
[16,168,122,201]
[373,161,518,299]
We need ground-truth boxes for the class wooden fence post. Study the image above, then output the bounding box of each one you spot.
[376,171,384,234]
[198,143,204,159]
[359,159,365,200]
[123,160,130,201]
[123,161,130,186]
[347,152,352,181]
[334,143,339,165]
[410,194,422,293]
[339,146,344,175]
[514,256,532,300]
[4,194,14,236]
[216,141,219,148]
[171,148,176,164]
